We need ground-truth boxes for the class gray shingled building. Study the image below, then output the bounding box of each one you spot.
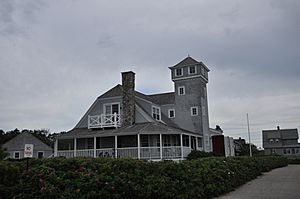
[55,57,212,160]
[263,126,300,156]
[2,132,53,159]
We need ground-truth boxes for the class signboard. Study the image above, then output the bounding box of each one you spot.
[24,144,34,158]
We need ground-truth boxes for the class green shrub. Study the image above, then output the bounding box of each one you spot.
[287,157,300,164]
[1,156,288,199]
[186,150,215,160]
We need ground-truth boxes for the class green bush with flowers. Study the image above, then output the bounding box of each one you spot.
[0,156,287,199]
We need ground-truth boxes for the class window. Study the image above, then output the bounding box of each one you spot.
[275,139,279,143]
[178,86,185,95]
[269,139,274,143]
[189,66,196,74]
[191,107,198,116]
[37,151,44,159]
[168,109,175,118]
[175,68,183,76]
[104,103,120,115]
[152,106,161,121]
[14,152,20,159]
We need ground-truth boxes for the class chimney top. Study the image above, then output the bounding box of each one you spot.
[122,71,135,75]
[277,126,280,130]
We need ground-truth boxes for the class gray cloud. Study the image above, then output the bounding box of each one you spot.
[0,0,299,147]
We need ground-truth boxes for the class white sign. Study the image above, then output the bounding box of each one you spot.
[24,144,34,158]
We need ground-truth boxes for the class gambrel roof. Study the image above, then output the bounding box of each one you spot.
[98,84,175,105]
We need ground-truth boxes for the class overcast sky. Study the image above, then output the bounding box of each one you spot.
[1,0,299,148]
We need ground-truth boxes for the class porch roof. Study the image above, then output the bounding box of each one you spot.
[57,122,200,139]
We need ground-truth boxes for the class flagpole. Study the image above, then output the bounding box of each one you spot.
[247,113,252,157]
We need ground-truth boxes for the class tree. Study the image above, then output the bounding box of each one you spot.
[239,143,259,156]
[0,148,9,160]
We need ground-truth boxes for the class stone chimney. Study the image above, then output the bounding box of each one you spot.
[122,71,135,127]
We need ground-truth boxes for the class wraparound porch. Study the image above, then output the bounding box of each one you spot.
[54,134,203,160]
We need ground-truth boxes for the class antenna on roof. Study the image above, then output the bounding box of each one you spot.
[187,54,190,57]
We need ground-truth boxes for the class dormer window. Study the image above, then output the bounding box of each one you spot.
[275,139,279,143]
[189,66,196,75]
[175,68,183,77]
[269,139,274,143]
[152,106,161,121]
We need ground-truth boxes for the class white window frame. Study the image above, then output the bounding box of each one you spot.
[152,105,161,121]
[14,151,20,159]
[178,86,185,95]
[103,102,120,115]
[188,65,197,75]
[175,68,183,77]
[37,151,44,159]
[168,109,175,118]
[191,106,199,116]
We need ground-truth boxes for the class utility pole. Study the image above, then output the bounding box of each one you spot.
[247,113,252,157]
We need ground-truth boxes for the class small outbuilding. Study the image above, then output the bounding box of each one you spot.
[2,132,53,159]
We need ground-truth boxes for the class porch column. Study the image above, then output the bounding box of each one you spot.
[189,135,191,148]
[54,139,58,157]
[180,134,183,160]
[137,134,141,159]
[115,135,118,158]
[74,138,77,157]
[196,137,199,151]
[94,137,96,158]
[160,134,163,159]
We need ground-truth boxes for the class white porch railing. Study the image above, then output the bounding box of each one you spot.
[140,147,161,159]
[57,146,191,159]
[88,113,121,129]
[96,148,115,158]
[162,146,182,159]
[76,149,94,157]
[57,150,74,158]
[117,147,138,158]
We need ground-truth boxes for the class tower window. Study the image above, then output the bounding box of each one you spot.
[152,106,161,121]
[175,68,183,76]
[168,109,175,118]
[191,107,198,116]
[178,86,185,95]
[189,66,196,74]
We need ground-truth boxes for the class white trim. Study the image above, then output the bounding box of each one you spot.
[37,151,44,159]
[14,151,20,159]
[173,74,208,82]
[151,105,161,121]
[175,68,183,77]
[168,109,175,118]
[178,86,185,95]
[188,65,197,75]
[191,106,199,116]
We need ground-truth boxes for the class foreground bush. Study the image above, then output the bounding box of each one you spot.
[287,157,300,164]
[186,150,215,160]
[0,156,287,199]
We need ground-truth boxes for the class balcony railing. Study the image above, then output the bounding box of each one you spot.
[88,113,121,129]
